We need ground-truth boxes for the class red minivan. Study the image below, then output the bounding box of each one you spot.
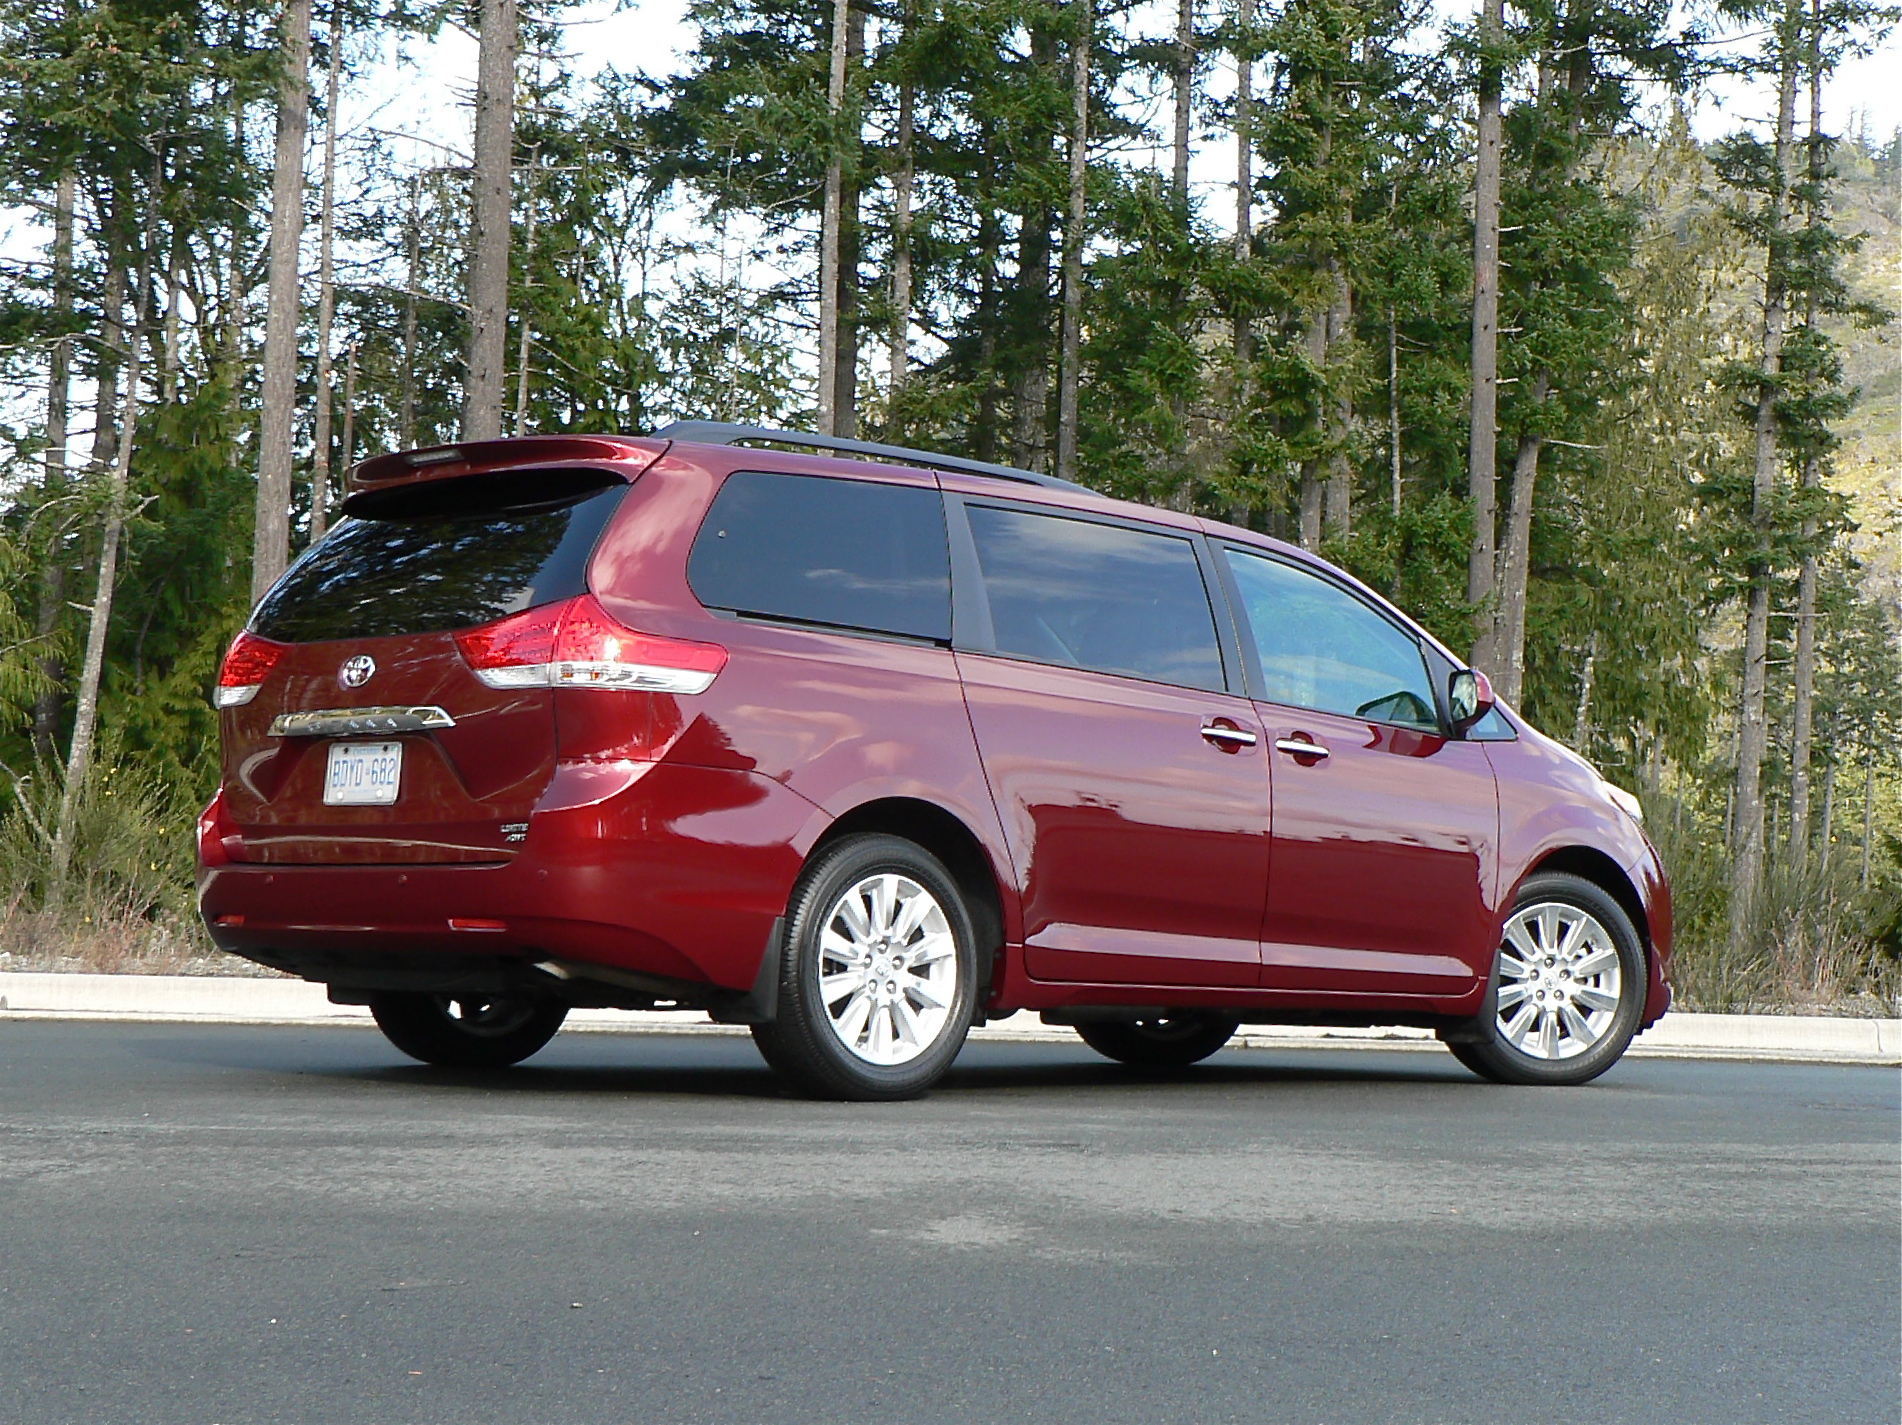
[199,424,1671,1098]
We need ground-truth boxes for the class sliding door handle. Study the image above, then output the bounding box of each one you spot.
[1201,723,1259,748]
[1273,738,1330,759]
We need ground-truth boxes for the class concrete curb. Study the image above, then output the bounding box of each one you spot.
[2,972,1896,1064]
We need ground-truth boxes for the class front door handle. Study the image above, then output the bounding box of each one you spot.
[1201,723,1259,748]
[1274,737,1330,760]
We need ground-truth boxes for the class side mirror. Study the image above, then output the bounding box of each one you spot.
[1448,668,1496,730]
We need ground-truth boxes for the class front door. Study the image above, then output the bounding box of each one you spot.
[1218,547,1498,997]
[956,504,1272,987]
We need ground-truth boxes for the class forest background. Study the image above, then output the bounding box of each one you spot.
[0,0,1896,1012]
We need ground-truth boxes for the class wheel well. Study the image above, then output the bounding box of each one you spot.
[809,798,1008,989]
[1526,847,1650,952]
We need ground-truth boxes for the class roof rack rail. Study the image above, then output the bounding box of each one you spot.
[650,421,1094,494]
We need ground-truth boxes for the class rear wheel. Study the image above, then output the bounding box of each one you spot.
[1075,1013,1240,1067]
[1445,871,1645,1086]
[750,834,978,1101]
[367,991,567,1068]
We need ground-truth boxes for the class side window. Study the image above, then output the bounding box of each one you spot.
[688,470,951,641]
[965,505,1226,692]
[1466,706,1519,741]
[1222,548,1439,730]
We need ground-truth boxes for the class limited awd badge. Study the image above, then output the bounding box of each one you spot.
[338,655,376,689]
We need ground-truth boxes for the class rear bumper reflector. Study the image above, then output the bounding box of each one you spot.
[447,918,508,932]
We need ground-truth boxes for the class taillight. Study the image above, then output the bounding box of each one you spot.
[452,604,564,686]
[216,630,286,707]
[454,594,726,695]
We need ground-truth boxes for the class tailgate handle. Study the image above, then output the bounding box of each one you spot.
[270,706,456,737]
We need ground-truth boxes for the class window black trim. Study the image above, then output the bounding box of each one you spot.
[708,607,949,649]
[1213,541,1448,735]
[947,495,1243,697]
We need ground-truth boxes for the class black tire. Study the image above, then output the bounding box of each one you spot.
[750,834,979,1101]
[366,991,568,1068]
[1075,1013,1240,1067]
[1445,871,1646,1086]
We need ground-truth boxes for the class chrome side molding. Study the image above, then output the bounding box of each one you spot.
[269,706,456,737]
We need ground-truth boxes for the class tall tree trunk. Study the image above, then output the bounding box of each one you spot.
[1494,374,1547,704]
[835,32,863,445]
[1295,128,1328,551]
[340,340,358,481]
[514,161,539,436]
[1466,0,1503,668]
[1055,0,1090,484]
[463,0,517,442]
[1731,0,1804,937]
[1172,0,1194,202]
[1860,763,1873,888]
[816,0,851,433]
[1231,0,1252,364]
[253,0,311,606]
[1572,628,1597,747]
[309,0,342,541]
[51,187,156,907]
[159,255,180,400]
[1008,24,1058,471]
[1788,39,1826,859]
[1819,759,1836,864]
[31,170,75,764]
[888,35,914,433]
[1388,304,1401,516]
[400,172,419,448]
[223,97,249,376]
[1009,209,1051,471]
[1789,479,1818,856]
[1322,260,1352,540]
[973,166,1002,463]
[1491,44,1593,698]
[93,254,126,477]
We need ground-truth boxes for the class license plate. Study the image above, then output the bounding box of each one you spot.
[323,741,402,806]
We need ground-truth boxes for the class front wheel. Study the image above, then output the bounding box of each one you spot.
[367,992,568,1068]
[750,834,979,1101]
[1075,1013,1240,1067]
[1444,871,1645,1086]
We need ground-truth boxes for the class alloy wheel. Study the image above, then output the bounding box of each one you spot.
[817,872,959,1066]
[1495,901,1624,1061]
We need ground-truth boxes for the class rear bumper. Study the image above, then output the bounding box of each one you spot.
[198,759,813,1001]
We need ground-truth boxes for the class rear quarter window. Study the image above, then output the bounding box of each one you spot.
[251,469,626,643]
[687,469,951,642]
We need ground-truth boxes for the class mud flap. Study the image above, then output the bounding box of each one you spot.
[1435,946,1500,1046]
[708,917,785,1025]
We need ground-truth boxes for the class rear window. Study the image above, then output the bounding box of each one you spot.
[687,470,951,642]
[251,469,627,643]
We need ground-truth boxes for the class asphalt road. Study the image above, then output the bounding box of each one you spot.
[0,1021,1895,1425]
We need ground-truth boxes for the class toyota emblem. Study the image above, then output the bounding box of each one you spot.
[338,655,376,689]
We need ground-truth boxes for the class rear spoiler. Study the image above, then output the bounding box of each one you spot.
[346,436,668,498]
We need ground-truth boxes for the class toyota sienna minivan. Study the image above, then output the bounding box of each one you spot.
[198,422,1671,1098]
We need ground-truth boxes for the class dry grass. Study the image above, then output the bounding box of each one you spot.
[1646,794,1902,1018]
[0,904,277,977]
[0,749,277,978]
